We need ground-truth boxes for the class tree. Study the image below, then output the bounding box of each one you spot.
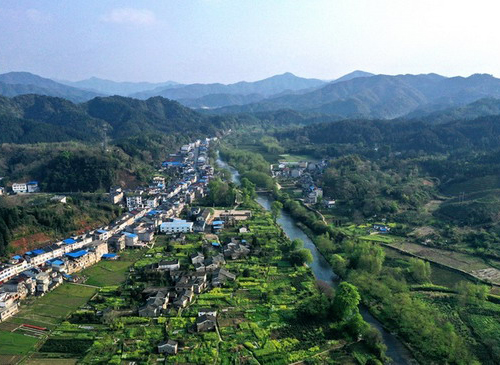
[271,201,283,221]
[331,254,348,277]
[408,258,431,283]
[290,238,303,251]
[332,282,361,322]
[240,178,256,200]
[206,178,236,206]
[289,249,313,266]
[456,282,490,305]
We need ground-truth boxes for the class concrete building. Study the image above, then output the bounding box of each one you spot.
[160,219,193,234]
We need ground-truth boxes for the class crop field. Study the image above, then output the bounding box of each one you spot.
[6,284,96,330]
[0,283,96,362]
[81,249,145,287]
[386,241,500,281]
[24,359,78,365]
[0,330,40,355]
[278,153,318,163]
[358,234,396,243]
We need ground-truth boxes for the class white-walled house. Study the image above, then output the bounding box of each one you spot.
[160,219,193,234]
[12,183,27,193]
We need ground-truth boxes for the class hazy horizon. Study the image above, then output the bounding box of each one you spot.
[1,1,500,84]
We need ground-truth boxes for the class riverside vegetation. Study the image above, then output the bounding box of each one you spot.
[220,131,500,364]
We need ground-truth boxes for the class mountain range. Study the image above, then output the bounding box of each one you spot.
[2,70,500,120]
[58,77,179,96]
[0,72,103,103]
[215,73,500,119]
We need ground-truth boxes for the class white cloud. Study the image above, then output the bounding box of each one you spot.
[102,8,156,26]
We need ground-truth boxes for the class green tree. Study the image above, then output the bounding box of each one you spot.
[271,200,283,221]
[289,249,313,266]
[332,282,361,322]
[456,282,490,305]
[408,258,431,283]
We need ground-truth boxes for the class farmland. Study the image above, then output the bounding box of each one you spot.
[80,249,145,287]
[18,207,383,364]
[0,284,97,364]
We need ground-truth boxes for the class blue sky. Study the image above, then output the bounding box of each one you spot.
[1,0,499,83]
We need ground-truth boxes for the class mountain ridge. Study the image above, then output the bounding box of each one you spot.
[213,73,500,119]
[0,72,103,102]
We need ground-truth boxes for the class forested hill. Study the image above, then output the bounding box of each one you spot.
[0,94,235,144]
[277,114,500,153]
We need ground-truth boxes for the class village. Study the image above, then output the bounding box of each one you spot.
[0,137,234,325]
[0,138,337,364]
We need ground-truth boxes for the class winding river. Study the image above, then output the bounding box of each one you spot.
[217,157,414,364]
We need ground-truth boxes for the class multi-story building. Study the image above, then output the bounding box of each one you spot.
[12,183,27,193]
[126,195,143,210]
[160,219,193,234]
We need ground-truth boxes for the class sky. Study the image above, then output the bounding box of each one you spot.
[1,0,499,84]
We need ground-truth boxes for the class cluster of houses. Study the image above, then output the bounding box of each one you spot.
[140,238,241,318]
[0,236,108,322]
[270,161,335,207]
[156,308,218,355]
[137,235,255,356]
[0,137,219,323]
[271,160,327,179]
[108,139,215,217]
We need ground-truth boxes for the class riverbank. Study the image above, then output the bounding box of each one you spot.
[256,194,416,365]
[217,148,498,363]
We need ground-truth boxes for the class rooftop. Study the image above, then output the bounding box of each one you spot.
[65,250,88,259]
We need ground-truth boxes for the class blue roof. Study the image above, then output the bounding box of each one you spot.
[123,232,138,238]
[66,250,87,259]
[162,161,184,167]
[212,220,224,225]
[148,210,159,216]
[241,240,247,243]
[211,242,220,247]
[102,253,117,258]
[63,238,77,245]
[32,249,45,255]
[96,229,108,234]
[27,181,38,185]
[51,260,64,266]
[25,251,32,255]
[12,255,22,260]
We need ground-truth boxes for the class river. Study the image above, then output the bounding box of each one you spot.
[216,157,414,364]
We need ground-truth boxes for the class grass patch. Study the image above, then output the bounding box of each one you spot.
[0,330,40,355]
[81,250,144,287]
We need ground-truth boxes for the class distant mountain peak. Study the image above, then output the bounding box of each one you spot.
[332,70,375,84]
